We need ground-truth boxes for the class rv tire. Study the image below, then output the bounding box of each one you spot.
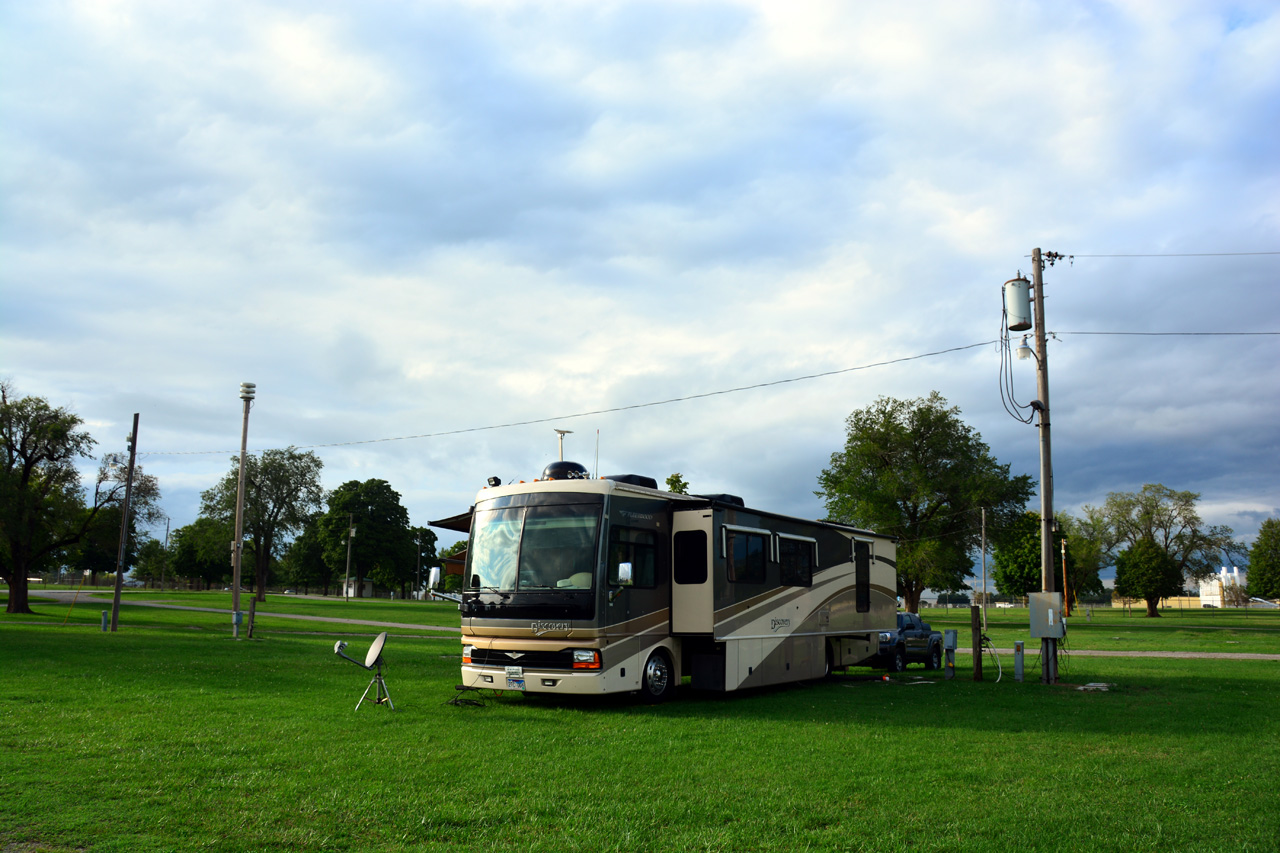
[640,649,674,703]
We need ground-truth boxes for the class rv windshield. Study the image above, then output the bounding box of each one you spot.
[468,503,601,593]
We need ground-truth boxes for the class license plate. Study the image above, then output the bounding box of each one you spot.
[505,666,525,691]
[506,677,526,691]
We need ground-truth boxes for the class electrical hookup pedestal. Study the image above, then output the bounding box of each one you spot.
[1029,592,1065,683]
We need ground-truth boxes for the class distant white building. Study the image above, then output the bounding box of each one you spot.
[1200,567,1246,607]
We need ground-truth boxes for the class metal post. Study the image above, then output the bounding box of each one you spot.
[1061,537,1070,617]
[970,605,983,681]
[980,507,988,631]
[232,383,255,637]
[109,413,139,632]
[1014,640,1025,682]
[343,516,355,602]
[1031,248,1058,683]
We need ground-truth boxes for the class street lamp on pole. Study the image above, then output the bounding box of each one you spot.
[232,382,255,639]
[343,518,356,602]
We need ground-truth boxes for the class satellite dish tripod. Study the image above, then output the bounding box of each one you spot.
[334,632,394,710]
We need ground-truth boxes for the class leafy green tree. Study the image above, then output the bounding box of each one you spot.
[992,511,1103,606]
[171,517,231,590]
[1084,484,1244,589]
[201,447,325,602]
[1248,518,1280,599]
[1,383,158,613]
[133,536,169,587]
[991,511,1041,600]
[68,506,135,586]
[319,479,413,599]
[280,514,334,595]
[411,526,440,596]
[665,473,689,495]
[817,392,1033,612]
[1114,537,1183,617]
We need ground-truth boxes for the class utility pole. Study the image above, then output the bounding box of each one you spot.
[109,413,139,632]
[1031,248,1058,683]
[232,382,255,638]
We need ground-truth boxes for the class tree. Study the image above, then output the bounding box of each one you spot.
[665,473,689,495]
[319,479,413,598]
[1114,537,1182,617]
[201,447,325,602]
[1,383,158,613]
[817,392,1033,612]
[1248,519,1280,599]
[410,526,440,598]
[992,511,1104,606]
[133,536,170,587]
[171,517,231,590]
[991,511,1042,601]
[280,514,334,595]
[69,505,133,586]
[1084,484,1244,589]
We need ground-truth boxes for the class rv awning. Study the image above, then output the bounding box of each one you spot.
[429,508,474,533]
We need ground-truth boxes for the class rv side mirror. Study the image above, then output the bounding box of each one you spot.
[616,562,633,586]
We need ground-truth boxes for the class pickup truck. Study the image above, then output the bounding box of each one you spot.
[875,611,943,672]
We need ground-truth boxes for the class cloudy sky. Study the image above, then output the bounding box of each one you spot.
[3,0,1278,564]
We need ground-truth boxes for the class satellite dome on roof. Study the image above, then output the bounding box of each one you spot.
[542,460,591,480]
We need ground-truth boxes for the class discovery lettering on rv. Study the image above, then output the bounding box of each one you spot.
[771,618,791,632]
[530,621,570,636]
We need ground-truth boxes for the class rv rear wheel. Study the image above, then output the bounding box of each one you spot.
[640,649,674,703]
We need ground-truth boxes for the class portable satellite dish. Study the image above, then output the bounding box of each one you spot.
[333,632,394,710]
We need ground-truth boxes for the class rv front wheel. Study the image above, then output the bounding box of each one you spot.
[640,650,674,703]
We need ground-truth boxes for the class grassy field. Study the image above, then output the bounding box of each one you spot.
[2,596,1277,852]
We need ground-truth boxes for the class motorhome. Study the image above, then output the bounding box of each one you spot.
[432,461,898,701]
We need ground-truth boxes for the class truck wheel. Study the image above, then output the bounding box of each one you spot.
[640,649,674,703]
[926,645,941,670]
[890,646,907,673]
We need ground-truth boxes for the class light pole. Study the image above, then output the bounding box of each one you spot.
[232,382,255,638]
[343,517,356,602]
[416,532,422,600]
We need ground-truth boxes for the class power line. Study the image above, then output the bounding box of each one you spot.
[137,330,1279,458]
[141,341,998,457]
[1068,251,1280,258]
[1059,331,1279,336]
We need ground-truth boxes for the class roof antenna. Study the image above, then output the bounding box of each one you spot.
[333,632,394,710]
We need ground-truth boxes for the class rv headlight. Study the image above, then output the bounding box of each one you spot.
[879,632,892,643]
[571,649,601,670]
[462,644,474,665]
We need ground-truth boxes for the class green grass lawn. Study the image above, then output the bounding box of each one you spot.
[2,599,1278,852]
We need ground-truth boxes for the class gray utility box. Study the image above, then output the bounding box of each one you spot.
[1029,592,1065,639]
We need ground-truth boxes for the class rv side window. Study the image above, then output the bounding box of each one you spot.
[725,529,767,584]
[778,535,815,587]
[854,540,871,613]
[674,531,707,584]
[608,527,657,588]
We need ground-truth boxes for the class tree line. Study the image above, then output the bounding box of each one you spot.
[816,392,1268,617]
[5,383,1279,616]
[1,383,439,612]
